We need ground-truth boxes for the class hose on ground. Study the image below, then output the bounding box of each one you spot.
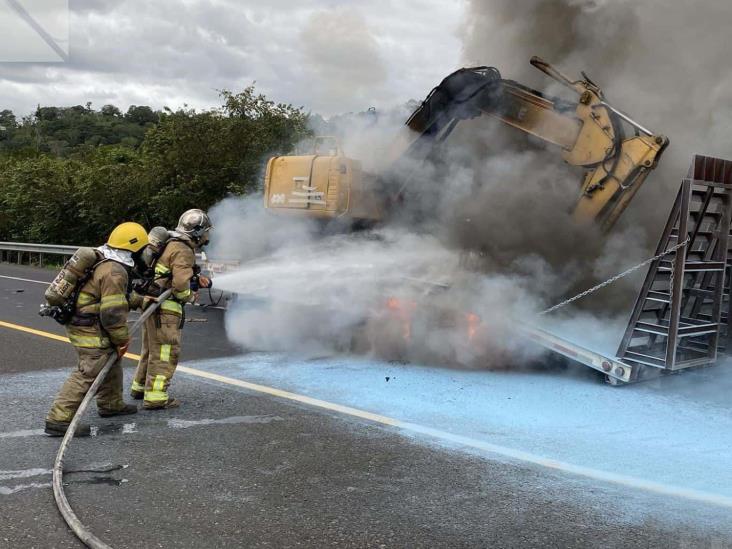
[52,289,173,549]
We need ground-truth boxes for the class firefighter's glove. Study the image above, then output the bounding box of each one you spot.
[117,340,130,358]
[131,278,151,295]
[128,291,144,311]
[198,274,212,289]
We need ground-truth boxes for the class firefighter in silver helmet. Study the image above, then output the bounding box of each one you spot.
[131,209,212,409]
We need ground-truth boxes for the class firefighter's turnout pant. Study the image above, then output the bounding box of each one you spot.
[132,305,182,407]
[46,260,132,424]
[47,345,124,423]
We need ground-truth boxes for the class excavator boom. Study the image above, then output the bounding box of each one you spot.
[401,57,668,230]
[264,56,668,231]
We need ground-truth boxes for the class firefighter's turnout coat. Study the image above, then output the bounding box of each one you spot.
[132,235,196,407]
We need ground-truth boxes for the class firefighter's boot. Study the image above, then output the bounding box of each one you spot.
[44,420,91,437]
[144,397,181,410]
[98,403,138,417]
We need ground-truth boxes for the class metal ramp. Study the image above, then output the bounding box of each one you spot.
[616,155,732,379]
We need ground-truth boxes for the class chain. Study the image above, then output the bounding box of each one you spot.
[668,253,676,309]
[539,237,690,316]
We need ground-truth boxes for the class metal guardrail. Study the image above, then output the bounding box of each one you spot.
[0,241,239,269]
[0,241,78,266]
[0,241,78,254]
[0,241,239,309]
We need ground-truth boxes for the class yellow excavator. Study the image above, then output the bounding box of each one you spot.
[263,56,668,232]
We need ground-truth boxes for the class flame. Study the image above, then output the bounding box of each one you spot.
[466,313,481,342]
[384,297,415,342]
[386,296,402,311]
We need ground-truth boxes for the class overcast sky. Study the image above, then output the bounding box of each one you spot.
[0,0,466,117]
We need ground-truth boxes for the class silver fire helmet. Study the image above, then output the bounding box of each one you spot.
[176,209,213,244]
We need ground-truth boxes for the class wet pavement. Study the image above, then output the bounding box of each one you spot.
[2,263,732,548]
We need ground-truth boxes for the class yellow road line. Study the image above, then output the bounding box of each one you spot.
[4,318,732,509]
[0,320,395,425]
[0,320,141,360]
[0,320,69,343]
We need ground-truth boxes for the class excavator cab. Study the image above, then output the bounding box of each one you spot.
[264,137,383,220]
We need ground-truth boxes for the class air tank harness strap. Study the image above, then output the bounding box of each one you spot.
[179,301,186,330]
[146,264,173,299]
[69,312,98,327]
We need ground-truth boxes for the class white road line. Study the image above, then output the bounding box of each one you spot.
[0,429,46,439]
[180,364,732,510]
[0,274,48,285]
[0,467,51,481]
[0,482,52,496]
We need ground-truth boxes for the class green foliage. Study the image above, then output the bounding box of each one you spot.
[0,86,311,244]
[0,147,149,244]
[0,103,157,157]
[141,86,311,227]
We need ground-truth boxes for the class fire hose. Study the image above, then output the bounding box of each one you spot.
[52,288,173,549]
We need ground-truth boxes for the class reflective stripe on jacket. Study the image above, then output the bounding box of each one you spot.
[67,260,130,348]
[151,239,196,315]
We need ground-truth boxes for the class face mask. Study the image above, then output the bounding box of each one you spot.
[131,248,148,276]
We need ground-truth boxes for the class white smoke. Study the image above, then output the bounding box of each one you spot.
[215,228,548,367]
[210,1,732,370]
[207,195,318,263]
[298,7,388,115]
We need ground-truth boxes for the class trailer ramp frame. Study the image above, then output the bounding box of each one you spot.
[525,155,732,385]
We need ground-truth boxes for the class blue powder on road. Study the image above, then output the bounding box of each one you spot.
[185,352,732,502]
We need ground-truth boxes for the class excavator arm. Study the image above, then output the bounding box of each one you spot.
[263,56,667,231]
[401,57,668,231]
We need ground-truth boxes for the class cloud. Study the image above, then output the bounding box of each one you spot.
[0,0,465,116]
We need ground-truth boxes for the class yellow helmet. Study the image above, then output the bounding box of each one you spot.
[107,222,149,253]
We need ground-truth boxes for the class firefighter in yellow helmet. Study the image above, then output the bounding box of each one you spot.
[131,209,212,409]
[45,222,149,437]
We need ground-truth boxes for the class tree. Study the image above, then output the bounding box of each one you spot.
[125,105,159,126]
[0,155,84,243]
[101,104,122,117]
[0,110,16,144]
[0,109,16,128]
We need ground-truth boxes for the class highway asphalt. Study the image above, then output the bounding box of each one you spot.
[1,263,731,548]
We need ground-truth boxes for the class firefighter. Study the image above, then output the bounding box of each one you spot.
[130,209,212,409]
[45,222,149,437]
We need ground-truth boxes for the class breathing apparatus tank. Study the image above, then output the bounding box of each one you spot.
[44,247,99,306]
[140,226,171,269]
